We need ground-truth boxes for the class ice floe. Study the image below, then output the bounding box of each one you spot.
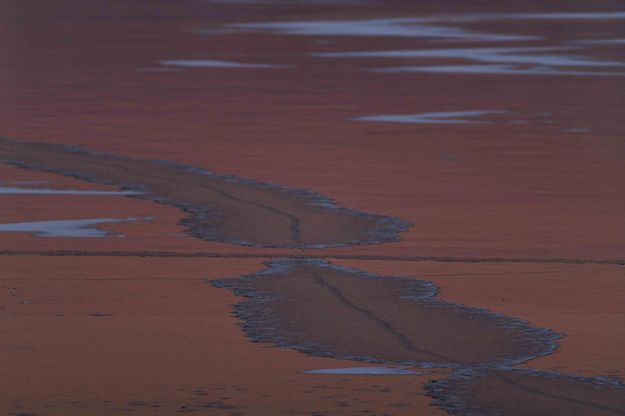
[375,64,625,77]
[316,46,625,68]
[304,367,419,375]
[228,18,536,41]
[160,59,289,68]
[353,110,506,124]
[0,218,140,237]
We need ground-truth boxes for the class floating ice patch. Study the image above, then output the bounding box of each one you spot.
[305,367,419,375]
[425,11,625,23]
[573,38,625,45]
[226,11,625,43]
[482,11,625,21]
[0,137,409,248]
[353,111,506,125]
[315,46,625,68]
[0,186,142,195]
[212,258,560,368]
[0,218,140,237]
[375,64,625,77]
[160,59,288,68]
[227,19,536,41]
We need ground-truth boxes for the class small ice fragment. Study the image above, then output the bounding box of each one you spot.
[0,217,139,238]
[304,366,419,375]
[160,59,288,68]
[353,110,506,125]
[228,19,536,41]
[375,64,625,77]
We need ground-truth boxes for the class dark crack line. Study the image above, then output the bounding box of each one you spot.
[495,373,625,415]
[117,162,304,247]
[0,149,305,247]
[308,267,458,364]
[0,250,622,266]
[3,143,624,415]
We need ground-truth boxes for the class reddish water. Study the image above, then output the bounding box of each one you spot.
[1,1,624,415]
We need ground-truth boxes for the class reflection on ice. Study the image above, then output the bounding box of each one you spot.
[225,11,625,41]
[0,218,140,238]
[573,38,625,45]
[376,64,625,77]
[229,19,536,41]
[471,11,625,21]
[354,110,506,124]
[160,59,288,68]
[316,46,625,68]
[305,367,419,375]
[423,11,625,23]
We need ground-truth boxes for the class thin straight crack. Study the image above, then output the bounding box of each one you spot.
[0,137,403,248]
[495,374,625,415]
[64,154,305,246]
[0,250,623,266]
[309,267,458,364]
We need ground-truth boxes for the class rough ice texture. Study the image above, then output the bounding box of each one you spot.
[0,137,409,248]
[212,258,560,368]
[214,259,625,415]
[426,368,625,416]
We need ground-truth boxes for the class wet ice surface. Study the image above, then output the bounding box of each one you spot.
[225,11,625,41]
[160,59,288,68]
[472,11,625,21]
[376,64,625,77]
[0,218,140,237]
[229,18,535,41]
[573,38,625,45]
[354,111,506,124]
[318,46,625,77]
[0,137,410,248]
[0,186,142,195]
[316,47,625,68]
[305,367,419,375]
[227,11,625,77]
[424,11,625,23]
